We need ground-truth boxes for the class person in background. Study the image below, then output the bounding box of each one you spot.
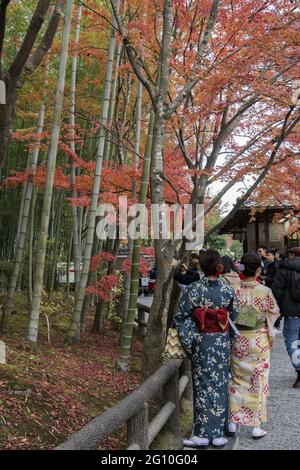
[265,249,279,288]
[273,252,286,330]
[275,249,286,264]
[257,245,269,276]
[173,253,201,289]
[288,249,296,259]
[278,251,287,264]
[148,264,157,294]
[221,255,241,290]
[228,253,280,440]
[272,247,300,389]
[174,250,239,449]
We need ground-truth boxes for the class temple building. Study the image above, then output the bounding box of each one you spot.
[220,205,300,253]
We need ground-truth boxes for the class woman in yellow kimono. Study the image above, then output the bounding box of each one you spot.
[228,253,280,439]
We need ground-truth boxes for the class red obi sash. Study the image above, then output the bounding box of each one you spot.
[192,307,229,333]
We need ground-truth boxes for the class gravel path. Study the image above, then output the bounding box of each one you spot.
[235,332,300,450]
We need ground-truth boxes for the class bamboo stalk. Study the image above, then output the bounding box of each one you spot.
[2,100,46,332]
[121,77,143,325]
[117,112,154,371]
[70,1,83,290]
[68,0,121,342]
[27,0,74,342]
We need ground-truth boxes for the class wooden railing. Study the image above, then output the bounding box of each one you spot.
[56,358,192,450]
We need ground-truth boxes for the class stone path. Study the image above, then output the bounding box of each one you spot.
[235,333,300,450]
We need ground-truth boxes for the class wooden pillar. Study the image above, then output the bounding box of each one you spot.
[243,235,248,253]
[265,211,270,247]
[255,218,260,250]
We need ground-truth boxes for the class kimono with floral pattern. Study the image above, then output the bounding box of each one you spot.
[174,277,239,440]
[229,281,280,427]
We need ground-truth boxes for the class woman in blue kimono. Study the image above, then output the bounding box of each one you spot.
[174,249,239,448]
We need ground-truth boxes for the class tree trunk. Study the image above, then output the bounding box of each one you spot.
[28,0,74,342]
[103,42,122,162]
[116,72,132,164]
[142,111,171,378]
[49,189,64,296]
[91,238,121,334]
[0,77,16,170]
[69,1,82,290]
[68,0,120,343]
[0,0,63,168]
[80,232,101,332]
[166,280,181,330]
[122,77,143,322]
[27,187,38,306]
[142,0,174,377]
[2,101,45,332]
[117,112,154,370]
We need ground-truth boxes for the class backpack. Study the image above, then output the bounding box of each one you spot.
[290,271,300,302]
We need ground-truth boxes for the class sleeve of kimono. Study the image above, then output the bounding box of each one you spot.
[228,291,239,322]
[173,287,198,357]
[266,289,281,338]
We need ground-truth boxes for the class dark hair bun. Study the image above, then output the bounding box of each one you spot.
[241,253,261,277]
[201,249,222,276]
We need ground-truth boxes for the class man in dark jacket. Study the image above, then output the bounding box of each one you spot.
[173,253,201,288]
[265,249,279,288]
[272,247,300,388]
[257,245,269,276]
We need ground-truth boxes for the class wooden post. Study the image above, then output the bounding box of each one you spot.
[127,403,149,450]
[265,210,270,247]
[163,370,180,433]
[255,218,260,250]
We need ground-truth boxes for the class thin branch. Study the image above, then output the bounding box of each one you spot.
[165,0,220,118]
[110,0,157,108]
[161,172,181,205]
[205,95,259,171]
[81,1,117,31]
[197,0,220,58]
[172,123,194,169]
[205,179,236,215]
[207,119,285,184]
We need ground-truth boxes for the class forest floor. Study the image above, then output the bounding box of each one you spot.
[0,292,143,450]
